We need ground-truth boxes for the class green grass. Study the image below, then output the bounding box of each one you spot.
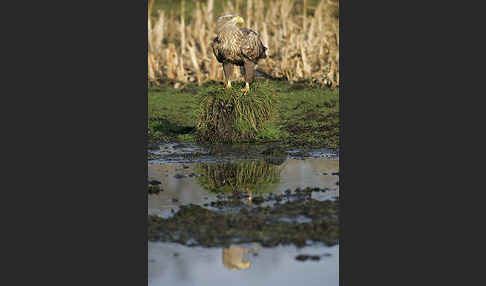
[275,82,339,148]
[148,79,339,148]
[147,83,200,143]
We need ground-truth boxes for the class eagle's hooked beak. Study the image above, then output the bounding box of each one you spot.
[234,16,244,24]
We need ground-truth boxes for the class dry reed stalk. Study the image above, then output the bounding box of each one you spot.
[178,0,187,83]
[180,0,186,57]
[300,42,311,77]
[261,22,269,55]
[209,56,218,81]
[328,0,338,7]
[198,28,208,61]
[303,0,307,34]
[148,53,156,82]
[168,10,174,43]
[193,2,200,33]
[148,0,339,88]
[246,0,252,29]
[177,56,185,84]
[188,39,202,86]
[166,44,178,79]
[153,12,164,52]
[254,0,264,35]
[207,0,214,22]
[148,17,153,53]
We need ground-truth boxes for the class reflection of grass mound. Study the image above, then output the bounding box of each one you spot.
[197,82,279,143]
[196,159,281,194]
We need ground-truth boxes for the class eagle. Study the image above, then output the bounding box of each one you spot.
[211,15,267,94]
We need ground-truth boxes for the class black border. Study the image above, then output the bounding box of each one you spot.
[10,0,149,283]
[11,0,447,284]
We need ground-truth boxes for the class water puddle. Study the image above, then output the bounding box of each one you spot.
[148,143,339,285]
[149,242,338,286]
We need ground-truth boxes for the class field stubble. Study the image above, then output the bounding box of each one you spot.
[148,0,339,88]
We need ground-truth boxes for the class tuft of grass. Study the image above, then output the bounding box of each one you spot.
[197,81,279,143]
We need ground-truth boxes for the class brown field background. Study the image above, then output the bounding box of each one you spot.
[148,0,339,88]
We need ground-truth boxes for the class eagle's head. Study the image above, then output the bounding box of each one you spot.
[216,14,244,33]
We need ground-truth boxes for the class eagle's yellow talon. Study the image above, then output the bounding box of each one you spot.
[241,82,250,94]
[223,81,232,90]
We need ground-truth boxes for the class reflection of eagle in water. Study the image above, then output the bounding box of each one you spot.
[212,15,267,94]
[222,245,251,270]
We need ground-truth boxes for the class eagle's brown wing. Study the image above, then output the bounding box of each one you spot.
[211,37,225,63]
[239,28,267,64]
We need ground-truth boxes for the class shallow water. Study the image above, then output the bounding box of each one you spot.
[148,143,339,285]
[148,242,339,286]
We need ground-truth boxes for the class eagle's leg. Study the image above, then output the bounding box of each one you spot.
[241,61,255,94]
[222,62,234,89]
[239,66,246,79]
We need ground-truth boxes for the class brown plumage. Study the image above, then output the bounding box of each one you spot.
[211,15,267,93]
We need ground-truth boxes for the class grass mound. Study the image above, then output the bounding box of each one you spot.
[197,82,279,143]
